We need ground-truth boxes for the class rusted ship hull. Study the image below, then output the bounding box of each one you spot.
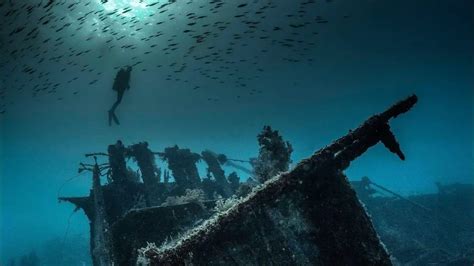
[142,95,417,265]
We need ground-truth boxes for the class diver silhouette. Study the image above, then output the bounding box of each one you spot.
[109,66,132,126]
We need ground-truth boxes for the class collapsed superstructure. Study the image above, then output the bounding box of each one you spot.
[60,140,245,265]
[60,95,418,265]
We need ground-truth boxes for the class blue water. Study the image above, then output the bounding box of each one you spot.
[1,0,472,264]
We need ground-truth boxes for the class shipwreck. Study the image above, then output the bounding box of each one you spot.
[60,95,419,265]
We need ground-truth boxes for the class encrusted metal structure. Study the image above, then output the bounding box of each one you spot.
[60,95,418,266]
[142,95,417,265]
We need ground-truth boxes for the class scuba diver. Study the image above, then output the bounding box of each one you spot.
[109,66,132,126]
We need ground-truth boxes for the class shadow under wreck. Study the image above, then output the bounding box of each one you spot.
[60,95,418,266]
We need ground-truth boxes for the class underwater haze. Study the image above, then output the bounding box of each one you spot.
[1,0,473,265]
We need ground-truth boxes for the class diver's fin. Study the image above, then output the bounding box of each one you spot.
[108,111,113,126]
[111,112,120,125]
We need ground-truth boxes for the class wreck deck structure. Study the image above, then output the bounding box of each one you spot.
[60,95,418,265]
